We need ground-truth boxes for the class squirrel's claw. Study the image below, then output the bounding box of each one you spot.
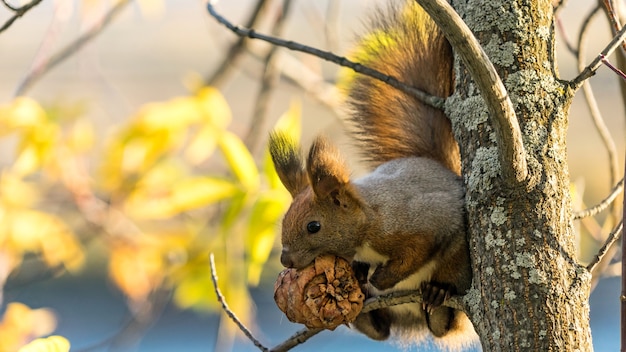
[421,282,452,313]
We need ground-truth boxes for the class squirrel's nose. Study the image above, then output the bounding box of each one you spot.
[280,249,294,268]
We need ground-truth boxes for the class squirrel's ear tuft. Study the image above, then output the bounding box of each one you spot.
[269,132,308,197]
[307,136,351,199]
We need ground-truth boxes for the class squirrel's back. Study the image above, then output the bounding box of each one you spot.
[343,0,460,174]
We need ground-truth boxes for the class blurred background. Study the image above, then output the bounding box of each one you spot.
[0,0,624,351]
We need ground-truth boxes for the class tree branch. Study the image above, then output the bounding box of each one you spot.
[205,0,273,87]
[415,0,528,184]
[574,177,624,220]
[209,253,270,352]
[587,219,624,273]
[245,0,294,155]
[14,0,131,96]
[573,22,626,85]
[0,0,44,34]
[205,0,445,111]
[573,6,621,223]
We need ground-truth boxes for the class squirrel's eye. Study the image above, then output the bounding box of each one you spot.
[306,221,321,234]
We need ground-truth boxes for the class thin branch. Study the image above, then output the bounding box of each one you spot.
[587,219,624,273]
[601,0,626,52]
[573,22,626,85]
[555,16,579,56]
[246,47,341,112]
[14,0,132,96]
[601,54,626,80]
[324,0,341,53]
[0,0,44,33]
[574,177,625,219]
[245,0,294,155]
[601,1,626,120]
[415,0,527,183]
[209,253,270,352]
[574,7,621,217]
[270,328,322,352]
[205,0,273,87]
[206,0,445,110]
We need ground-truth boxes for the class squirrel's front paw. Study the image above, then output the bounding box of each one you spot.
[421,282,453,313]
[368,267,400,291]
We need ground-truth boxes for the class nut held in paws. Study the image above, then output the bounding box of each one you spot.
[273,255,365,330]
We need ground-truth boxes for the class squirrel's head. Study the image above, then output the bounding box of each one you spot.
[269,133,369,269]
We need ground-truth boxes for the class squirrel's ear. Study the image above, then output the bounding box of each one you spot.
[306,136,351,200]
[269,132,309,197]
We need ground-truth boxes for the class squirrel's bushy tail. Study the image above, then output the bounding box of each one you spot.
[343,0,460,174]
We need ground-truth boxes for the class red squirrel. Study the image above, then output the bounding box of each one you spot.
[269,0,475,349]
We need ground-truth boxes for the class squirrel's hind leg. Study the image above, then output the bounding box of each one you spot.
[352,309,392,340]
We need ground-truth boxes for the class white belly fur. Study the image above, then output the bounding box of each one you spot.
[354,242,437,290]
[354,242,437,318]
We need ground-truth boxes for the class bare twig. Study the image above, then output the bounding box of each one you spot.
[574,7,621,220]
[245,0,294,155]
[14,0,131,96]
[270,328,322,352]
[601,0,626,52]
[601,54,626,80]
[209,253,270,352]
[555,16,579,56]
[416,0,527,184]
[246,48,341,112]
[587,219,624,273]
[600,1,626,123]
[574,177,625,219]
[205,0,273,87]
[0,0,44,33]
[324,0,341,53]
[206,0,445,110]
[573,22,626,85]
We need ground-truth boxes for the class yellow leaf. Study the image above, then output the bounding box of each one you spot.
[184,124,219,165]
[273,100,301,143]
[0,303,58,352]
[196,87,231,129]
[172,177,241,213]
[8,210,84,271]
[109,243,165,302]
[18,336,70,352]
[0,97,47,130]
[173,265,217,311]
[218,131,259,191]
[0,172,40,208]
[137,97,202,132]
[67,119,94,153]
[246,193,288,285]
[12,145,40,176]
[124,188,176,219]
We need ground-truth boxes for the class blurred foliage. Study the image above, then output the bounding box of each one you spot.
[0,302,58,351]
[17,336,70,352]
[0,88,300,348]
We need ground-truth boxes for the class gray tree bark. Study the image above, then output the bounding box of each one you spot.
[443,0,594,350]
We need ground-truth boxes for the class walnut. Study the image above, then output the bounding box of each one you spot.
[274,255,365,330]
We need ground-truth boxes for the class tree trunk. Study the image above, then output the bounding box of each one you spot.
[446,0,594,350]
